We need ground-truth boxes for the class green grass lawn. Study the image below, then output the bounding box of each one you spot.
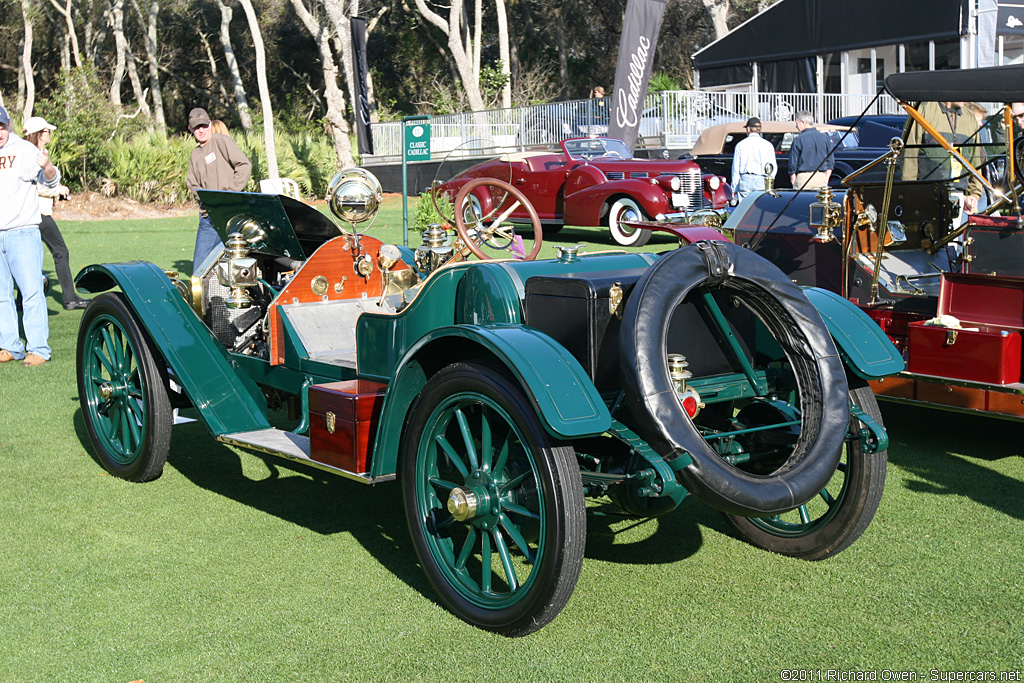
[1,197,1022,682]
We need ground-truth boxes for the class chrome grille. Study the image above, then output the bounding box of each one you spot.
[676,168,705,210]
[605,171,625,180]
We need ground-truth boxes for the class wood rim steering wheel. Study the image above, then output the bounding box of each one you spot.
[453,178,544,261]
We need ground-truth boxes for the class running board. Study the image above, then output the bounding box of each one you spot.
[218,429,395,485]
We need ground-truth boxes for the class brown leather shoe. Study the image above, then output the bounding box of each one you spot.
[0,349,15,363]
[21,353,49,367]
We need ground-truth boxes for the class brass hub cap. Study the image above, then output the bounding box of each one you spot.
[98,382,116,401]
[447,487,480,522]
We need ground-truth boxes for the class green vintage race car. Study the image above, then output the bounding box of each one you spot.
[73,171,902,635]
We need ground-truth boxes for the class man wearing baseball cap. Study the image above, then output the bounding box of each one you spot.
[0,105,62,366]
[731,117,777,199]
[185,107,251,273]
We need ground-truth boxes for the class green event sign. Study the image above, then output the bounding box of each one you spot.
[401,115,432,247]
[404,121,431,159]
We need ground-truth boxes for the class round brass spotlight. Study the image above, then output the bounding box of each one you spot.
[225,214,269,249]
[327,168,383,233]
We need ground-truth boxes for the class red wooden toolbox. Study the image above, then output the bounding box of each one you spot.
[907,274,1024,385]
[309,380,387,473]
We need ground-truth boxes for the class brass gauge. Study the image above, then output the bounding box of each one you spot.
[310,275,329,296]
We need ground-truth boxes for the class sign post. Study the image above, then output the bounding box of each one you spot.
[402,115,432,247]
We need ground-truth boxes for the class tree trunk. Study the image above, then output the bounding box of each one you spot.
[414,0,486,111]
[238,0,277,178]
[364,5,388,121]
[553,3,568,98]
[289,0,354,170]
[108,0,126,108]
[198,31,231,116]
[44,4,71,72]
[21,0,35,120]
[701,0,730,40]
[495,0,510,108]
[131,0,166,134]
[214,0,252,131]
[319,0,358,135]
[45,0,82,67]
[123,41,154,126]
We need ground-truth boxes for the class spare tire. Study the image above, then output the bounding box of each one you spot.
[619,241,849,517]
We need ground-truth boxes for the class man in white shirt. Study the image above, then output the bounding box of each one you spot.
[0,105,61,366]
[731,117,777,199]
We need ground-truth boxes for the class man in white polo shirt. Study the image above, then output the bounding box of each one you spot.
[0,105,61,367]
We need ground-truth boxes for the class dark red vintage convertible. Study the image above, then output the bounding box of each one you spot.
[435,137,732,247]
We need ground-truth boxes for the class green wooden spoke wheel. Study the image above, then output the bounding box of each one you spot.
[76,293,172,482]
[402,362,585,636]
[722,384,887,560]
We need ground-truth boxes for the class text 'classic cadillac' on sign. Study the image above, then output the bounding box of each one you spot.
[74,169,901,635]
[434,137,733,247]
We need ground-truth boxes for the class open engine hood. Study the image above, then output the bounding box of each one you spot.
[197,189,344,261]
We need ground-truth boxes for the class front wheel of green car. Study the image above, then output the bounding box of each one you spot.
[402,361,586,636]
[722,384,887,560]
[76,293,172,482]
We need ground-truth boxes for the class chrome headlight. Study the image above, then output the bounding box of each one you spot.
[327,168,383,231]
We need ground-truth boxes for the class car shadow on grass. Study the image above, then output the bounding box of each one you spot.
[881,402,1024,521]
[72,411,437,601]
[584,497,718,565]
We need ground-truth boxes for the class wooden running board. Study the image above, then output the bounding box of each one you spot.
[217,429,395,484]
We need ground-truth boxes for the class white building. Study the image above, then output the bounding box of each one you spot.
[693,0,1024,96]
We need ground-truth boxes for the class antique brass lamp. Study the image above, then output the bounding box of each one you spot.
[808,186,842,243]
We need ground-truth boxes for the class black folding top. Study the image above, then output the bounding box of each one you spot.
[885,65,1024,103]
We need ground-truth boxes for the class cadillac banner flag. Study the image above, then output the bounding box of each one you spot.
[351,16,374,156]
[609,0,667,152]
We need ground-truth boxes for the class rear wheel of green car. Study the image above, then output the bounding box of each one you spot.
[77,293,172,482]
[722,384,887,560]
[402,361,586,636]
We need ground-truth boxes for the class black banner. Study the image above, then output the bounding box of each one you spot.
[997,2,1024,35]
[351,16,374,156]
[608,0,667,152]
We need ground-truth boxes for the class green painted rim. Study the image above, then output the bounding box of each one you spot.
[81,314,147,466]
[413,391,546,611]
[747,460,849,537]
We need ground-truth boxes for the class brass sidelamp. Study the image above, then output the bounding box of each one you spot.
[808,185,842,243]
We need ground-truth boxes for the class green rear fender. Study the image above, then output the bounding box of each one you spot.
[370,324,611,478]
[802,286,905,380]
[76,262,271,435]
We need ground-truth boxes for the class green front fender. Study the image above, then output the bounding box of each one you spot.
[802,286,905,379]
[76,262,270,435]
[369,323,611,478]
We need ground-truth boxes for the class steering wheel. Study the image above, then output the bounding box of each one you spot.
[454,178,544,261]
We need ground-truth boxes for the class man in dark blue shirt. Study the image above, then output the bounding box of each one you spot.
[789,111,834,190]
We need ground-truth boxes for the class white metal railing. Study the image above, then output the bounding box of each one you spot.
[367,90,901,160]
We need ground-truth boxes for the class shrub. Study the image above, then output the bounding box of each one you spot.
[102,132,192,204]
[37,65,147,191]
[236,129,339,198]
[413,189,452,231]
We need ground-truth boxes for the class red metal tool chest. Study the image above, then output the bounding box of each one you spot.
[906,274,1024,385]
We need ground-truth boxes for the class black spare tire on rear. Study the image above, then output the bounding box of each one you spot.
[619,241,849,517]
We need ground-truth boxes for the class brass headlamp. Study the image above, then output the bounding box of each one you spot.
[808,185,842,243]
[217,232,258,309]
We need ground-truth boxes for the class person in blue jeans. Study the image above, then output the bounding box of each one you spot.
[0,105,61,367]
[185,107,251,274]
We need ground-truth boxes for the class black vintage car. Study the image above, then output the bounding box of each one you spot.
[725,64,1024,422]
